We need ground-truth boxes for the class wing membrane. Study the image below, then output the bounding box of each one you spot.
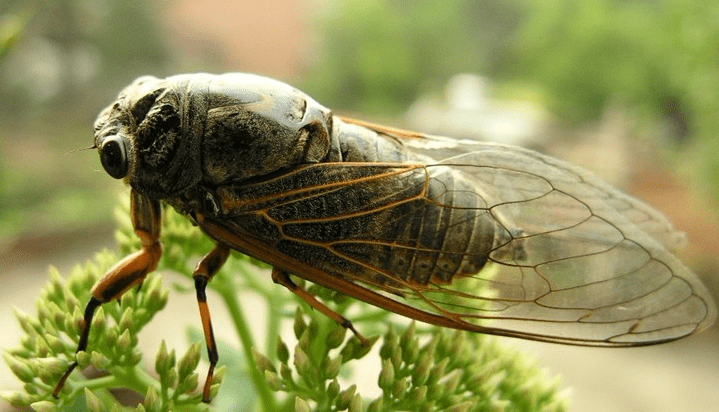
[206,135,716,346]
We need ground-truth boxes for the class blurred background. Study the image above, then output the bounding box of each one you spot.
[1,0,718,411]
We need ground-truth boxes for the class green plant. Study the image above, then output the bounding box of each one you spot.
[2,193,569,411]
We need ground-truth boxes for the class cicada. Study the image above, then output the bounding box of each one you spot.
[54,73,716,402]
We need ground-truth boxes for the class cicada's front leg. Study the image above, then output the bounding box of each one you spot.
[53,189,162,398]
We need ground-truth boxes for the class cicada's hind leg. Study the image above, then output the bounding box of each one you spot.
[53,190,162,398]
[271,268,369,346]
[192,243,230,403]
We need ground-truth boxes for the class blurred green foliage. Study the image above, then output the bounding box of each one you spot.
[304,0,719,203]
[508,0,719,204]
[509,0,719,205]
[302,0,521,115]
[0,0,172,242]
[0,0,32,61]
[0,0,171,122]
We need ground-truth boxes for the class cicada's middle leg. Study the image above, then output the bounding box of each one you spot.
[53,190,162,398]
[191,243,230,402]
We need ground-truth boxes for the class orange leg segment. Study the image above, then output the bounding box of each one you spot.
[53,190,162,398]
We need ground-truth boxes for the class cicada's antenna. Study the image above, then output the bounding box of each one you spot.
[65,144,97,155]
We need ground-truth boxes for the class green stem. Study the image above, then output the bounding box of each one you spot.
[94,364,159,398]
[236,264,282,362]
[214,273,277,412]
[264,297,282,358]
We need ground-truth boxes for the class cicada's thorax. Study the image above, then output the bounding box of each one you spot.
[197,74,336,186]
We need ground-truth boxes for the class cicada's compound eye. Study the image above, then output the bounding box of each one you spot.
[99,135,130,179]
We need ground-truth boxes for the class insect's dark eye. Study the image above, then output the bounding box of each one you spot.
[99,135,130,179]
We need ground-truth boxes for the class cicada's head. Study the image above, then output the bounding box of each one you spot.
[93,75,204,198]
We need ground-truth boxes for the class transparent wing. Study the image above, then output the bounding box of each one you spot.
[387,136,716,344]
[404,134,688,250]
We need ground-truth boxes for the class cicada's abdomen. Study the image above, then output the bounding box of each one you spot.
[330,118,411,163]
[361,165,498,287]
[328,117,500,286]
